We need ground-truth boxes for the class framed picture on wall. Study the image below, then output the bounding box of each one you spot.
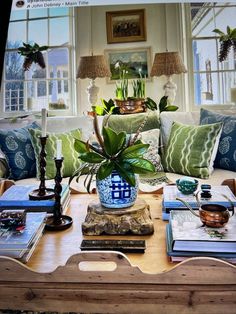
[104,47,152,82]
[106,9,146,44]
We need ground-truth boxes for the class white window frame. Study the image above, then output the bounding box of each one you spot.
[0,7,77,118]
[183,2,236,111]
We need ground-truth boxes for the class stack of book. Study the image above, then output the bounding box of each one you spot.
[0,212,47,263]
[162,185,236,221]
[166,210,236,263]
[0,184,71,214]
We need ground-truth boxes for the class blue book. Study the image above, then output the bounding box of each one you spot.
[166,224,236,263]
[163,185,236,209]
[0,212,46,250]
[0,184,70,213]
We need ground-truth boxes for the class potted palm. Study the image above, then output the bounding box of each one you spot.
[70,114,155,208]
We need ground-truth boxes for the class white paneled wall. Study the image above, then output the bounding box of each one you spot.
[75,3,186,114]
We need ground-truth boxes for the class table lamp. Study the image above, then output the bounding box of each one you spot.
[76,55,111,108]
[150,51,187,104]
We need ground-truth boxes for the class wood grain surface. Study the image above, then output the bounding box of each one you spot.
[0,193,236,313]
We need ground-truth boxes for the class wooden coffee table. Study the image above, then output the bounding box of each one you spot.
[0,193,236,313]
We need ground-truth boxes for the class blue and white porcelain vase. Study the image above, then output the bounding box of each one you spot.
[96,170,138,209]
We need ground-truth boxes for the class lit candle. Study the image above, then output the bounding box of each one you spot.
[56,139,62,159]
[41,108,47,137]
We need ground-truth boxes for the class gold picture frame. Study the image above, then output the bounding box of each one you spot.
[106,9,147,44]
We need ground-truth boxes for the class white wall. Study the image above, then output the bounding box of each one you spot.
[75,3,186,114]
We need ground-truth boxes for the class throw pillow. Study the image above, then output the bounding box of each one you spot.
[29,128,82,179]
[0,122,39,180]
[200,108,236,171]
[162,121,222,179]
[136,129,169,187]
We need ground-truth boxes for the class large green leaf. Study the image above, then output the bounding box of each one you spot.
[74,139,89,154]
[126,158,155,174]
[97,161,115,180]
[121,143,149,158]
[79,152,105,163]
[165,105,179,111]
[69,163,90,185]
[102,127,126,156]
[115,162,136,186]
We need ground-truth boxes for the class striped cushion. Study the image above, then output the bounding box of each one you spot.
[162,121,222,179]
[29,128,81,179]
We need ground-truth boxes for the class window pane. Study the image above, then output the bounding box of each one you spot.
[25,59,47,80]
[48,48,69,78]
[5,82,24,112]
[193,39,218,71]
[5,52,24,80]
[29,9,47,19]
[28,19,48,46]
[48,79,69,110]
[192,6,215,37]
[194,72,219,105]
[214,6,236,32]
[49,17,69,46]
[49,7,69,16]
[194,72,236,105]
[7,21,26,48]
[10,10,27,21]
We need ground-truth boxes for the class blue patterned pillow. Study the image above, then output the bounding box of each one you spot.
[200,108,236,171]
[0,122,40,180]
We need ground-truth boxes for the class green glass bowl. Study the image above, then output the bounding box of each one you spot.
[176,178,199,195]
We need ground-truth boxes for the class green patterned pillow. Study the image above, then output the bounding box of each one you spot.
[29,128,81,179]
[162,122,222,179]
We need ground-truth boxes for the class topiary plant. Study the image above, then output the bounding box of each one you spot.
[17,42,48,71]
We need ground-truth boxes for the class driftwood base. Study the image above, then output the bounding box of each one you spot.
[82,198,154,235]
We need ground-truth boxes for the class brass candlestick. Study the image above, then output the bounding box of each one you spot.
[45,157,73,231]
[29,136,55,200]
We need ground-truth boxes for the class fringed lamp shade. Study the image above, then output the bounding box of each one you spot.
[150,52,187,77]
[76,55,111,80]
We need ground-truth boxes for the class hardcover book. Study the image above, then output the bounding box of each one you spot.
[0,212,46,250]
[0,184,70,213]
[163,185,236,209]
[0,222,45,261]
[166,224,236,264]
[169,210,236,253]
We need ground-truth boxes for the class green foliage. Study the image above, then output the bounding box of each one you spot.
[159,96,178,113]
[17,42,48,56]
[213,26,236,62]
[213,26,236,41]
[17,42,48,71]
[93,99,119,116]
[144,96,178,112]
[69,115,155,192]
[145,97,158,111]
[132,72,146,99]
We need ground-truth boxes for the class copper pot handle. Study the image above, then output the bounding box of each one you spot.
[195,190,234,217]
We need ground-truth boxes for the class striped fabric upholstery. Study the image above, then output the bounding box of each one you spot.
[29,128,81,179]
[163,121,222,178]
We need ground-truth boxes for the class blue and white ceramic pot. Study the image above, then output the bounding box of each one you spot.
[96,170,138,209]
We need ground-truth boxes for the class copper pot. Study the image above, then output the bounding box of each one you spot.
[115,99,146,114]
[176,191,234,228]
